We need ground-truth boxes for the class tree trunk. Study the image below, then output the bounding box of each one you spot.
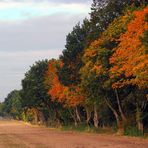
[114,111,124,135]
[74,118,78,126]
[85,106,91,126]
[105,97,124,135]
[93,103,99,128]
[75,106,81,123]
[55,109,61,127]
[32,108,38,124]
[136,107,144,134]
[69,109,78,126]
[38,110,45,124]
[115,89,127,127]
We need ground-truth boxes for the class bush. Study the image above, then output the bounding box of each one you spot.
[124,126,143,137]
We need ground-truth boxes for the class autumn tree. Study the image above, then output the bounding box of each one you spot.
[110,8,148,89]
[110,7,148,133]
[45,59,85,126]
[80,9,134,132]
[57,22,91,125]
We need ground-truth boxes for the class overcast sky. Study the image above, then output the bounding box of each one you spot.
[0,0,91,101]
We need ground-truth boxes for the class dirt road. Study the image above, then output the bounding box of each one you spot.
[0,120,148,148]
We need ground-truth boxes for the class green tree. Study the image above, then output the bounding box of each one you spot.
[3,90,22,119]
[59,21,90,86]
[21,60,49,124]
[89,0,131,41]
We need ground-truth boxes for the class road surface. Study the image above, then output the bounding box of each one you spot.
[0,120,148,148]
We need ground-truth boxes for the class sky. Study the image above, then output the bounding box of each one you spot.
[0,0,91,101]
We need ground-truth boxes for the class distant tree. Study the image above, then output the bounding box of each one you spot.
[21,60,49,124]
[0,103,5,116]
[3,90,22,119]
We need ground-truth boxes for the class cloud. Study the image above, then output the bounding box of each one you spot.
[0,1,91,20]
[0,0,91,101]
[0,49,60,101]
[0,50,60,81]
[0,0,91,4]
[0,12,87,52]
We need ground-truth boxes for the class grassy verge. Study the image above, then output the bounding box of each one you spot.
[21,120,148,138]
[124,127,148,139]
[60,123,116,135]
[60,124,148,138]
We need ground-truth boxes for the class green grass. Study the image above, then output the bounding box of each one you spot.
[124,126,145,137]
[60,124,148,138]
[61,123,115,134]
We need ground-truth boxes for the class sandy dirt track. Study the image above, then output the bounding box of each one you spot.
[0,120,148,148]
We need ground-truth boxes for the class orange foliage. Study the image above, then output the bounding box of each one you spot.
[66,86,86,107]
[110,7,148,88]
[45,60,85,107]
[83,37,107,76]
[82,11,133,77]
[45,60,68,103]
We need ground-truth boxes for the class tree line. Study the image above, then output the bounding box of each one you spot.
[0,0,148,136]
